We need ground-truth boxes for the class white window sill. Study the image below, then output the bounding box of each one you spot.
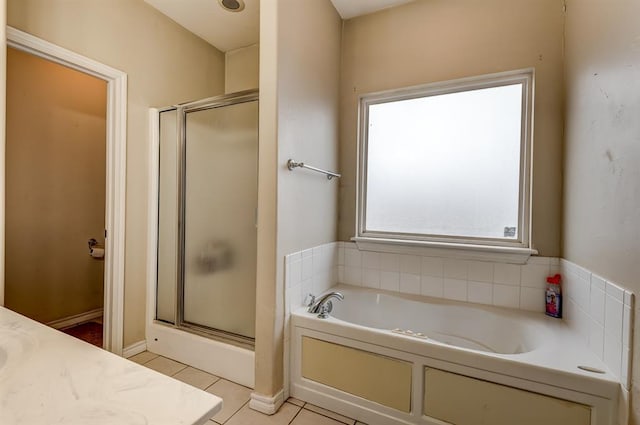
[352,237,538,265]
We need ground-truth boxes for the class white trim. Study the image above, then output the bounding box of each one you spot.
[47,308,104,330]
[249,390,285,415]
[146,109,161,330]
[123,340,148,358]
[353,238,537,265]
[6,27,127,356]
[356,68,534,252]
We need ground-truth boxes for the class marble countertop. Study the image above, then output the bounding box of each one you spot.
[0,306,222,425]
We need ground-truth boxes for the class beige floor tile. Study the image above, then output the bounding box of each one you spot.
[127,351,159,365]
[304,404,355,425]
[205,379,252,423]
[355,422,368,425]
[224,402,301,425]
[292,409,346,425]
[287,397,305,407]
[172,366,220,390]
[143,356,187,376]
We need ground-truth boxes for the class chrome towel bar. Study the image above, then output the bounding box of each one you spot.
[287,159,341,180]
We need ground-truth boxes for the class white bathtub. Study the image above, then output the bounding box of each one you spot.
[290,285,620,425]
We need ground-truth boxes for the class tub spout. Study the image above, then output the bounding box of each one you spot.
[308,292,344,318]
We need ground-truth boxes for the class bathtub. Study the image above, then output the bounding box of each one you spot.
[290,285,620,425]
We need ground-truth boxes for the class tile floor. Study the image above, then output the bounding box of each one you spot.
[129,351,368,425]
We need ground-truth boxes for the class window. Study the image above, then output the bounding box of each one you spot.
[357,70,533,250]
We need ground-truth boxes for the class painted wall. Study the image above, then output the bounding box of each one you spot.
[7,0,226,346]
[5,47,106,324]
[255,0,341,397]
[562,0,640,421]
[338,0,565,256]
[225,44,259,94]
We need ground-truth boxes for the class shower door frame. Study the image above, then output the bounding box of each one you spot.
[158,90,259,349]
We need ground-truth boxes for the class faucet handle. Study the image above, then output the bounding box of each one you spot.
[305,293,316,307]
[318,303,331,319]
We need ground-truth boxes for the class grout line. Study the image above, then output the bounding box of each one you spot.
[302,404,355,425]
[170,364,188,377]
[224,400,251,424]
[288,403,304,425]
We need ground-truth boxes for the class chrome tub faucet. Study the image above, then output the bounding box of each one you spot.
[307,292,344,319]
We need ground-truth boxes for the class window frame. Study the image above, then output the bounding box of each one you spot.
[356,69,534,251]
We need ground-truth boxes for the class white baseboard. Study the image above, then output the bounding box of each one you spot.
[123,340,147,358]
[249,389,284,415]
[47,308,103,330]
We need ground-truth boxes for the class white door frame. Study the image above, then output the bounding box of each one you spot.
[3,27,127,355]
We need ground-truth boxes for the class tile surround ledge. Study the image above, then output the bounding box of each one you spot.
[0,307,222,425]
[354,237,537,264]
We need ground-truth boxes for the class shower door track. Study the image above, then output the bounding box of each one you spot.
[173,90,259,349]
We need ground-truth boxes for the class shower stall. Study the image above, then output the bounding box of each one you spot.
[147,90,258,386]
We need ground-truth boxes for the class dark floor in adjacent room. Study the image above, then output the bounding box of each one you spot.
[61,320,103,347]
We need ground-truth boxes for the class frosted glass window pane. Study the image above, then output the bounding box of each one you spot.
[365,84,523,240]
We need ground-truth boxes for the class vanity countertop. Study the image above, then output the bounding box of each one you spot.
[0,306,222,425]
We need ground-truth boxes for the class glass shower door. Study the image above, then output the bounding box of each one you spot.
[181,98,258,341]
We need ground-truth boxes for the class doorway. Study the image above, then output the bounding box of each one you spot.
[3,27,127,355]
[5,46,107,346]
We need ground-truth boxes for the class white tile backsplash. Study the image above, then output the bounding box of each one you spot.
[421,275,444,298]
[344,266,362,286]
[400,255,421,275]
[520,286,545,312]
[338,242,555,314]
[467,261,494,283]
[380,271,400,292]
[589,286,606,325]
[344,247,362,268]
[380,253,400,272]
[420,256,443,277]
[400,273,421,295]
[467,281,493,305]
[493,284,520,308]
[362,251,381,270]
[493,263,521,286]
[443,278,467,302]
[605,295,623,340]
[561,259,634,389]
[520,263,549,288]
[362,268,381,289]
[604,331,623,380]
[443,259,467,280]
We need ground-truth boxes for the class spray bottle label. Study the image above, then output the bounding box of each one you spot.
[545,289,562,318]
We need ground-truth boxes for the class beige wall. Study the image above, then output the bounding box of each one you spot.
[562,0,640,421]
[255,0,341,397]
[7,0,226,346]
[225,44,259,94]
[5,47,106,323]
[338,0,565,256]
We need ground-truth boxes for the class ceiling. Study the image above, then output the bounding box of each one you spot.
[144,0,260,52]
[330,0,414,20]
[145,0,414,52]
